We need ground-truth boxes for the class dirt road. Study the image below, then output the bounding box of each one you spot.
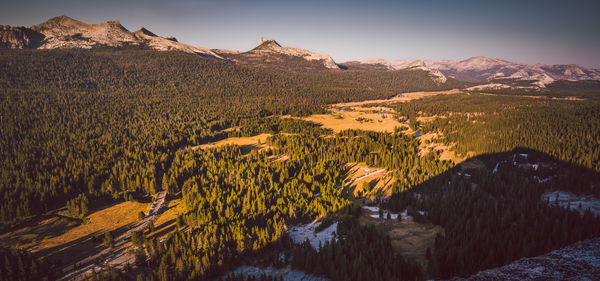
[59,191,167,280]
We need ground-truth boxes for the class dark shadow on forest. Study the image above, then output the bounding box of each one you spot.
[386,146,600,279]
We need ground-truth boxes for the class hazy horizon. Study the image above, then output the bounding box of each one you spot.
[1,0,599,68]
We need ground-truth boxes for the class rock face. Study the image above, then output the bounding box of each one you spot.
[340,59,394,71]
[247,37,339,69]
[451,237,600,281]
[0,25,44,48]
[133,27,222,59]
[0,16,221,58]
[396,60,447,84]
[30,16,137,49]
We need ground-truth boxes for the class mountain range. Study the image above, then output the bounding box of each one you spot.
[2,15,600,88]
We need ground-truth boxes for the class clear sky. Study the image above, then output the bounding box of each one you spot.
[1,0,599,68]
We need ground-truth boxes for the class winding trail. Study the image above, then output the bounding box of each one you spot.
[338,169,386,189]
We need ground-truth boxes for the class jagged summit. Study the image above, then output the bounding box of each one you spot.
[243,37,339,69]
[135,27,157,37]
[253,37,282,51]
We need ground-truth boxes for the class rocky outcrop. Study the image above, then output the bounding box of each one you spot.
[0,25,44,48]
[341,59,394,71]
[396,60,447,84]
[247,37,339,69]
[451,237,600,280]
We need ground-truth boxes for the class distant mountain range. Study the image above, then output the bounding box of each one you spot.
[2,15,600,88]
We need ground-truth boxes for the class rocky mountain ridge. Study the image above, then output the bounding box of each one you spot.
[248,37,339,69]
[425,56,600,87]
[0,16,222,58]
[3,15,599,86]
[366,56,600,88]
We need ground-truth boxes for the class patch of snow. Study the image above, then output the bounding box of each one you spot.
[369,213,399,219]
[362,206,380,213]
[288,222,338,251]
[536,176,553,183]
[363,206,409,221]
[223,266,329,281]
[493,162,501,174]
[542,191,600,217]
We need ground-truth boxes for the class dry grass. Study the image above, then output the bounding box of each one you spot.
[195,133,273,150]
[300,89,462,137]
[459,158,486,170]
[31,201,150,252]
[358,211,443,279]
[343,163,394,199]
[0,201,149,267]
[331,89,463,108]
[303,110,403,133]
[418,132,466,163]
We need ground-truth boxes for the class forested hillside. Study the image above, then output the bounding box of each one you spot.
[0,48,460,229]
[143,129,449,280]
[387,93,600,173]
[2,48,600,281]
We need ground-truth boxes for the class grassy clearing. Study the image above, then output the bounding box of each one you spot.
[32,201,150,252]
[418,132,466,163]
[358,210,443,279]
[0,200,150,267]
[331,89,463,108]
[194,133,273,151]
[303,110,403,133]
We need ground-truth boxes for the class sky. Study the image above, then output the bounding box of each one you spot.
[1,0,599,68]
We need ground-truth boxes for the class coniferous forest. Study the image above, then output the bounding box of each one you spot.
[1,48,600,281]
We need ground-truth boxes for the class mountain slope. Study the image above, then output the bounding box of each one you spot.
[425,56,600,87]
[215,37,340,70]
[396,60,447,84]
[133,27,222,59]
[0,16,221,58]
[340,59,393,71]
[0,25,44,48]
